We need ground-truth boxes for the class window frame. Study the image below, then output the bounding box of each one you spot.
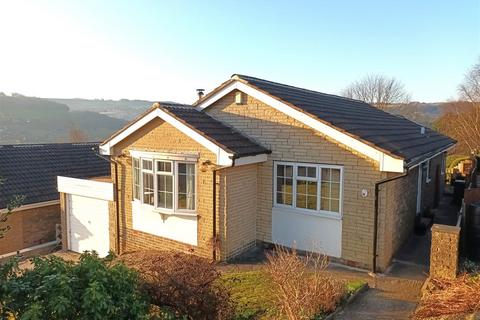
[273,161,343,217]
[132,155,197,214]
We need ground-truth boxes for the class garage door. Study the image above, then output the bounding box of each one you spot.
[68,194,110,257]
[58,176,114,258]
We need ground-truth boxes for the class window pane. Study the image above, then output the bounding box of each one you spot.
[298,166,306,177]
[142,159,153,171]
[285,165,293,177]
[321,168,330,181]
[331,169,340,182]
[142,172,154,205]
[157,175,173,209]
[331,182,340,199]
[307,195,317,210]
[330,199,340,213]
[133,158,140,200]
[321,197,330,211]
[276,164,293,206]
[157,161,172,173]
[321,182,330,198]
[296,180,306,194]
[296,193,307,208]
[307,167,316,178]
[178,163,195,210]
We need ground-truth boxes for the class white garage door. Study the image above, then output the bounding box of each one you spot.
[68,194,110,257]
[58,176,114,258]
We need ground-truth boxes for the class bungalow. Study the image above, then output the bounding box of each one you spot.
[59,75,455,271]
[0,143,110,258]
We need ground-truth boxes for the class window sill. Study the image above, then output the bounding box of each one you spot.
[153,209,198,218]
[132,200,198,217]
[272,206,342,220]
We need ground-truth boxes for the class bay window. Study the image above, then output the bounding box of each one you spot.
[274,162,343,215]
[132,156,196,212]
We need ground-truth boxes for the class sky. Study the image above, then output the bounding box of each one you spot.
[0,0,478,103]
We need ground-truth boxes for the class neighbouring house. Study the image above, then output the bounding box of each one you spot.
[0,143,110,258]
[59,75,455,271]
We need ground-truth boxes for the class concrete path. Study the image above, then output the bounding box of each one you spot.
[333,268,424,320]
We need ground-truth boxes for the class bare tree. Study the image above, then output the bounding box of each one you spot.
[69,126,89,143]
[434,58,480,155]
[342,74,410,109]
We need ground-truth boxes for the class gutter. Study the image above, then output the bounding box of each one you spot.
[93,149,122,255]
[211,158,235,261]
[372,170,409,273]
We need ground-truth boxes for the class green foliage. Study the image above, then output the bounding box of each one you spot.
[0,252,149,320]
[222,270,277,319]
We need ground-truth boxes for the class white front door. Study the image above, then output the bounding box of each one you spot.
[68,194,110,257]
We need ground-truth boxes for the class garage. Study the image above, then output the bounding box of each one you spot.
[57,176,114,257]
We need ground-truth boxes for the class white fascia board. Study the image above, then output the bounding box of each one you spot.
[234,153,268,166]
[99,108,234,166]
[57,176,114,201]
[196,81,405,173]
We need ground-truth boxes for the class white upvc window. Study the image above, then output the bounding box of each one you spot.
[132,156,196,213]
[274,161,343,215]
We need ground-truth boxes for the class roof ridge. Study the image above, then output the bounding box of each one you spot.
[232,74,372,106]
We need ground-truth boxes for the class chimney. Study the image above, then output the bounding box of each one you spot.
[196,89,205,100]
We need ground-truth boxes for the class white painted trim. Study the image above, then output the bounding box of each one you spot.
[99,108,235,166]
[233,153,268,166]
[0,240,57,260]
[129,150,200,162]
[0,200,59,213]
[196,81,405,173]
[57,176,114,201]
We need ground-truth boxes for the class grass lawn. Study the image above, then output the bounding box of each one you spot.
[221,269,366,320]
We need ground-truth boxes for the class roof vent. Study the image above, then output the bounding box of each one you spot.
[420,127,425,135]
[196,89,205,100]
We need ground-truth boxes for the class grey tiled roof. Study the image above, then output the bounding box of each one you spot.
[234,75,455,165]
[0,143,110,209]
[159,104,270,158]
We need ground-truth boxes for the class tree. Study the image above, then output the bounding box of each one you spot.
[342,74,410,109]
[0,176,24,239]
[0,252,150,319]
[69,126,89,142]
[434,58,480,155]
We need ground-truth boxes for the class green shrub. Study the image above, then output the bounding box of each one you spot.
[0,252,149,320]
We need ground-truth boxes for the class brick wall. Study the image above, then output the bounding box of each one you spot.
[0,203,60,255]
[222,164,258,259]
[205,91,385,268]
[430,224,460,279]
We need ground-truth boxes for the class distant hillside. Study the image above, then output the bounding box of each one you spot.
[384,102,450,127]
[0,95,127,144]
[49,98,159,121]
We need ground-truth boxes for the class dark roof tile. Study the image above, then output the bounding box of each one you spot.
[0,143,110,209]
[235,74,455,165]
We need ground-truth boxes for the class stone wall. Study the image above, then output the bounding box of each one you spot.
[430,224,460,279]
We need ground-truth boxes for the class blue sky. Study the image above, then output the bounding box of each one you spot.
[0,0,478,102]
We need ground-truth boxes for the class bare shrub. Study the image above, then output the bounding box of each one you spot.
[413,275,480,319]
[121,250,234,320]
[264,246,344,320]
